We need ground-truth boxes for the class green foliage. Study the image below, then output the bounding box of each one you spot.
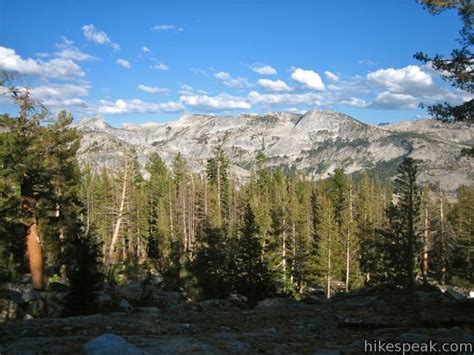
[415,0,473,154]
[379,158,422,290]
[189,220,232,299]
[234,203,273,305]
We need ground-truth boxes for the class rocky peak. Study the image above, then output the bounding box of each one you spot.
[75,115,111,131]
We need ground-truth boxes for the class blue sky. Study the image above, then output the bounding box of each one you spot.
[0,0,470,126]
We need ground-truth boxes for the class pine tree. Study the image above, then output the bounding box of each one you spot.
[315,191,340,298]
[145,153,169,266]
[190,220,231,299]
[234,203,272,304]
[450,185,474,282]
[380,157,422,291]
[206,146,230,228]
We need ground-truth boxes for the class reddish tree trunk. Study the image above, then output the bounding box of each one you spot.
[26,221,45,290]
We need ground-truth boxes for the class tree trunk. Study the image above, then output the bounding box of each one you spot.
[181,185,188,253]
[440,194,446,285]
[345,184,353,292]
[26,221,45,290]
[168,179,175,242]
[104,157,128,268]
[282,216,287,290]
[422,206,429,283]
[217,160,221,225]
[203,174,208,216]
[327,226,332,299]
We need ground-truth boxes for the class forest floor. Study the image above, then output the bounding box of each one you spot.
[1,287,473,354]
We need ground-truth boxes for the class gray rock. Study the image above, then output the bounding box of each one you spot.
[22,288,41,303]
[255,297,300,309]
[177,323,192,330]
[119,299,133,312]
[399,332,429,343]
[117,282,143,302]
[76,111,472,195]
[264,327,277,335]
[199,299,233,311]
[97,290,113,303]
[84,333,145,354]
[415,291,438,302]
[0,298,22,323]
[136,306,160,314]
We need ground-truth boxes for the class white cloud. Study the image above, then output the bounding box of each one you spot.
[0,46,85,80]
[82,24,120,51]
[98,98,183,114]
[250,64,277,75]
[55,37,96,62]
[190,67,208,76]
[56,49,95,62]
[247,91,321,106]
[214,71,230,80]
[31,83,89,99]
[138,84,169,95]
[214,71,250,89]
[370,92,417,109]
[367,65,433,94]
[357,59,376,65]
[28,83,89,108]
[152,63,169,71]
[257,79,292,92]
[142,46,150,53]
[291,68,325,90]
[152,24,183,32]
[116,58,131,69]
[285,107,306,114]
[179,84,207,95]
[324,71,339,82]
[340,97,367,108]
[179,84,194,95]
[180,93,251,111]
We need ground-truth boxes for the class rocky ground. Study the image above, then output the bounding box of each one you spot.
[1,283,473,354]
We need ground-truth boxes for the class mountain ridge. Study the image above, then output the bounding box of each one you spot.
[75,110,473,192]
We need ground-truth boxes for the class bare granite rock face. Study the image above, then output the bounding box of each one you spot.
[75,110,473,192]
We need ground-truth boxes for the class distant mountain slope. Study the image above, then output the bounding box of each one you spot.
[75,110,473,191]
[385,119,473,145]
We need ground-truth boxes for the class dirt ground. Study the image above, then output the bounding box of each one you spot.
[1,289,473,354]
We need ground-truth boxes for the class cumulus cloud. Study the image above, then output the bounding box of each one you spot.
[257,79,292,92]
[180,93,251,111]
[291,68,325,90]
[142,46,150,53]
[116,58,131,69]
[324,71,339,82]
[214,71,250,89]
[98,98,183,114]
[138,84,169,95]
[367,65,433,95]
[55,37,96,62]
[250,64,277,75]
[151,24,183,32]
[82,24,120,51]
[26,83,89,108]
[152,63,169,71]
[247,91,321,106]
[0,46,85,80]
[340,97,368,108]
[370,92,417,109]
